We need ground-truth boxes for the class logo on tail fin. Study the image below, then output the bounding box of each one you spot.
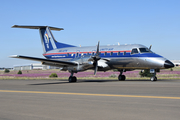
[44,32,49,48]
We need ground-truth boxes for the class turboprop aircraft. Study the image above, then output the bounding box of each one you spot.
[10,25,174,82]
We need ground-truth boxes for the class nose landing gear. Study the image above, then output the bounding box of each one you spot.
[150,69,157,82]
[150,76,157,81]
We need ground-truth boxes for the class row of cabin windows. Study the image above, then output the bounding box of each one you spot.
[66,48,151,57]
[66,51,127,57]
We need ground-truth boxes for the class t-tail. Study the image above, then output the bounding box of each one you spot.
[12,25,76,53]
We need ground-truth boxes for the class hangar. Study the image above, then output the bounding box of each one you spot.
[13,63,59,70]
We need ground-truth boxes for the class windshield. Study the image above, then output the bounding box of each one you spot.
[139,48,152,53]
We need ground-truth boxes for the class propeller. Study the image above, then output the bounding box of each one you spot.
[92,41,101,75]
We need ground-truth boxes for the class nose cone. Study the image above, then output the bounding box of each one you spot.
[164,60,174,68]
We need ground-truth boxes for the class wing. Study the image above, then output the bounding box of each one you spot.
[10,55,77,67]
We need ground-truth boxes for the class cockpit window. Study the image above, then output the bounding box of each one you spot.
[131,48,139,54]
[139,48,152,53]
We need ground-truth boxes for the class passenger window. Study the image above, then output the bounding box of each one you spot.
[67,53,69,56]
[123,51,126,55]
[104,52,107,56]
[99,52,101,55]
[117,52,120,56]
[87,52,89,55]
[131,48,139,55]
[110,52,113,56]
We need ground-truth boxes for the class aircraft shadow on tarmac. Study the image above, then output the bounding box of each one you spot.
[28,80,114,85]
[29,81,69,85]
[28,79,156,85]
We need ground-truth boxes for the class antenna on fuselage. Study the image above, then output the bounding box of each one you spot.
[149,45,152,50]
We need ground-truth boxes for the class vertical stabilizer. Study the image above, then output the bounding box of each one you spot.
[39,27,57,52]
[12,25,76,53]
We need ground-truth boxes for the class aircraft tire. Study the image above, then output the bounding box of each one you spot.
[118,75,126,81]
[68,76,73,83]
[150,76,157,82]
[72,76,77,82]
[68,76,77,83]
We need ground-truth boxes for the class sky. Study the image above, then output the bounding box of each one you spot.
[0,0,180,68]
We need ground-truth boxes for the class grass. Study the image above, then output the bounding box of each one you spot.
[0,68,180,80]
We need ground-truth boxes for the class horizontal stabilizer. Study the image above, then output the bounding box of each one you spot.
[12,25,64,31]
[10,55,77,67]
[12,25,76,52]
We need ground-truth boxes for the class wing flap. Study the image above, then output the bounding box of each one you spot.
[10,55,77,67]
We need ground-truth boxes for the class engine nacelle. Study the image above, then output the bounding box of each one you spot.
[62,55,94,72]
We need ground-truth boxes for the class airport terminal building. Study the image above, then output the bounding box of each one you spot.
[13,63,59,70]
[171,60,180,66]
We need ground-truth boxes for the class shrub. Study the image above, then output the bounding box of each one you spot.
[4,69,10,73]
[17,70,22,74]
[109,74,117,78]
[49,73,58,78]
[139,69,153,77]
[113,69,118,72]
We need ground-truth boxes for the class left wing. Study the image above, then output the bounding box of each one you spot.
[10,55,77,67]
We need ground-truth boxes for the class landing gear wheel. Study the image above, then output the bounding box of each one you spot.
[118,75,126,81]
[150,76,157,82]
[72,76,77,82]
[69,76,77,83]
[68,76,73,83]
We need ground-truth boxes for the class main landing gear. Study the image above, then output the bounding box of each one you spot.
[118,70,126,81]
[68,72,77,83]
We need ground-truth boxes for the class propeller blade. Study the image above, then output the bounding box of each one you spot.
[96,41,100,56]
[93,41,100,76]
[94,61,98,75]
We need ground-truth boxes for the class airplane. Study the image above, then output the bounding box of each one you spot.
[10,25,174,82]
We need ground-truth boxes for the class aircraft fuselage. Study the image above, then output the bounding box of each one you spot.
[43,44,173,72]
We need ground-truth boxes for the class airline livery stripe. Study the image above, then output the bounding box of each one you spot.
[43,50,131,56]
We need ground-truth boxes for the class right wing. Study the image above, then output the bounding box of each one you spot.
[10,55,77,67]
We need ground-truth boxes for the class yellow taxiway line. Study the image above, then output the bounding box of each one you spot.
[0,90,180,100]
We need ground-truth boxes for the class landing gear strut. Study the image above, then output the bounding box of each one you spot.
[150,70,157,82]
[118,70,126,81]
[68,72,77,83]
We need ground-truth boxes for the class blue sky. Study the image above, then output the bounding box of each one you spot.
[0,0,180,67]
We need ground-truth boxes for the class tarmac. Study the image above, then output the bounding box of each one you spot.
[0,79,180,120]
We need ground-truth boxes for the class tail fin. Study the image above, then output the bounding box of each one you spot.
[12,25,76,53]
